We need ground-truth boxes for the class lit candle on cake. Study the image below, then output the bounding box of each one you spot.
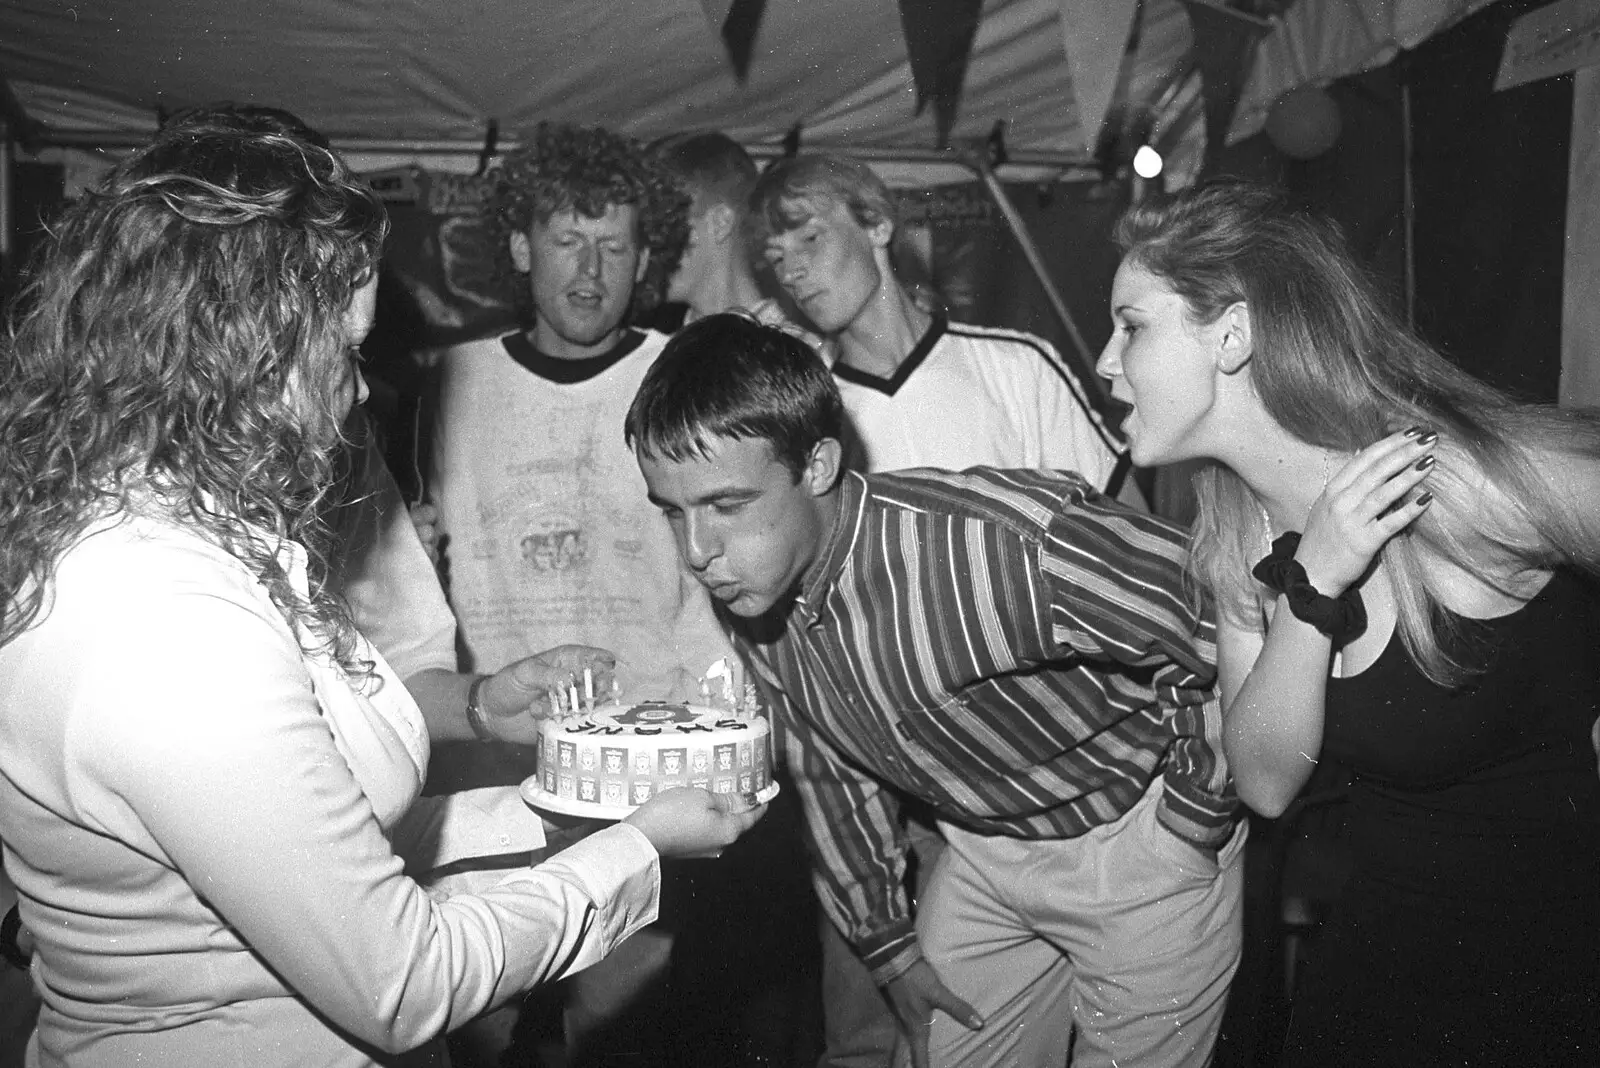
[568,683,580,715]
[583,667,594,712]
[548,691,561,719]
[704,657,736,709]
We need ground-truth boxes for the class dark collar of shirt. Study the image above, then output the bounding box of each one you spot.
[829,310,948,396]
[794,471,871,628]
[500,328,648,384]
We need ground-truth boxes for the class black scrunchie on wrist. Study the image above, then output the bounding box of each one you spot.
[1251,532,1368,646]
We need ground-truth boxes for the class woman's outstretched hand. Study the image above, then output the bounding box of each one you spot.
[623,787,767,860]
[1296,428,1437,596]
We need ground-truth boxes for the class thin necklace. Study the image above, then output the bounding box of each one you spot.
[1256,451,1339,542]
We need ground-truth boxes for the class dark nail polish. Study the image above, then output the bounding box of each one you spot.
[1416,491,1434,506]
[1414,454,1436,471]
[1403,426,1423,438]
[1416,431,1438,447]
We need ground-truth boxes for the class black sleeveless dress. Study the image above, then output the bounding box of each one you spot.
[1279,569,1600,1067]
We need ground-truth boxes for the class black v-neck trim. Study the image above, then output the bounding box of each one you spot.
[830,311,947,397]
[500,329,647,384]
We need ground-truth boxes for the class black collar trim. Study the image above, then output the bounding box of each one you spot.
[501,329,647,384]
[830,310,948,396]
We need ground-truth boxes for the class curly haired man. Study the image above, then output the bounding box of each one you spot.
[425,122,733,1065]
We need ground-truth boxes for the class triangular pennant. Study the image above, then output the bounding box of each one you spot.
[896,0,985,148]
[1180,0,1274,157]
[1057,0,1142,156]
[699,0,767,82]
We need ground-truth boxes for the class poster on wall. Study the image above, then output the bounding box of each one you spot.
[893,181,999,319]
[363,167,1122,370]
[363,166,519,351]
[893,178,1126,395]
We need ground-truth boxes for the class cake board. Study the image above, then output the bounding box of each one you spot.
[521,778,780,822]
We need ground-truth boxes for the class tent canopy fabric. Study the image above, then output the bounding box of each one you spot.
[2,0,1495,173]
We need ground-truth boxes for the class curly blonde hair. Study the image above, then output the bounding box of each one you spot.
[0,123,388,671]
[490,122,690,323]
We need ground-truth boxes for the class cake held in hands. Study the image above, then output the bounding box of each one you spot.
[523,692,775,820]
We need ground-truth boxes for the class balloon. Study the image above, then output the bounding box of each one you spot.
[1265,85,1343,160]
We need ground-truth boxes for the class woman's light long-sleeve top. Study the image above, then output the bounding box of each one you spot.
[0,508,659,1067]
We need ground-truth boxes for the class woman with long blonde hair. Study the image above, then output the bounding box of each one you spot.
[1096,182,1600,1065]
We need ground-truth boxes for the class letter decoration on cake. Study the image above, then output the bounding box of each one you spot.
[521,658,777,819]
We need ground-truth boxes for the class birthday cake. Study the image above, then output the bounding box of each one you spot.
[522,699,776,820]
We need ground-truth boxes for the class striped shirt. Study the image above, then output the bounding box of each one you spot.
[730,467,1233,984]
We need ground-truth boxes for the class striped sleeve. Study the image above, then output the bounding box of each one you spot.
[732,632,919,984]
[1036,493,1236,846]
[782,714,920,983]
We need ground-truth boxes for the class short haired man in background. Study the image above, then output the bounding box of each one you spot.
[652,131,781,327]
[751,153,1128,487]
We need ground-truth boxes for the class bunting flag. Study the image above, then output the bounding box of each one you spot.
[699,0,768,81]
[1180,0,1274,157]
[1056,0,1142,156]
[1494,0,1600,92]
[896,0,985,147]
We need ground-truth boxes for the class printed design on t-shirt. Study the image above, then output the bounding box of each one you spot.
[485,480,593,576]
[519,522,587,572]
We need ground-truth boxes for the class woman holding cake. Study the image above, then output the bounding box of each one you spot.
[1095,182,1600,1064]
[0,122,763,1067]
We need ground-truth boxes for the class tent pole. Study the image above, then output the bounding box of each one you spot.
[960,150,1113,414]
